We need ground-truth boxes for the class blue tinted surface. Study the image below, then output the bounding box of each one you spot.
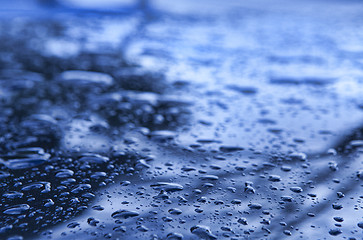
[0,0,363,239]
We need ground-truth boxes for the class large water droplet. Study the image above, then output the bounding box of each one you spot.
[111,209,140,219]
[150,182,183,192]
[190,225,217,240]
[3,204,30,215]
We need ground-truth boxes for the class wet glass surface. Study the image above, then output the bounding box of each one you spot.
[0,0,363,239]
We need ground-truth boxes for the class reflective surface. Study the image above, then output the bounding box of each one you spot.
[0,0,363,239]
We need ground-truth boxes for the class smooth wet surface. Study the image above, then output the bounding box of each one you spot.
[0,0,363,239]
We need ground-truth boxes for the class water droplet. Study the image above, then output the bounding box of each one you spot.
[150,182,183,192]
[3,204,30,215]
[290,186,303,193]
[357,221,363,229]
[245,182,256,194]
[238,218,248,225]
[44,199,54,207]
[248,203,262,209]
[200,175,219,181]
[59,70,114,86]
[0,171,11,179]
[349,140,363,147]
[336,192,345,198]
[333,217,344,222]
[136,225,148,232]
[149,130,176,140]
[87,217,100,226]
[181,166,196,172]
[231,199,242,204]
[166,232,183,240]
[1,157,49,170]
[281,196,293,202]
[329,228,342,236]
[90,172,107,180]
[111,209,140,219]
[357,170,363,180]
[268,175,281,182]
[219,146,244,152]
[288,152,306,162]
[55,169,74,178]
[71,184,91,194]
[3,191,23,199]
[168,208,182,215]
[226,85,258,95]
[6,235,23,240]
[190,225,217,240]
[135,159,151,170]
[79,154,109,164]
[332,203,343,210]
[67,222,80,228]
[113,225,126,232]
[92,205,104,211]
